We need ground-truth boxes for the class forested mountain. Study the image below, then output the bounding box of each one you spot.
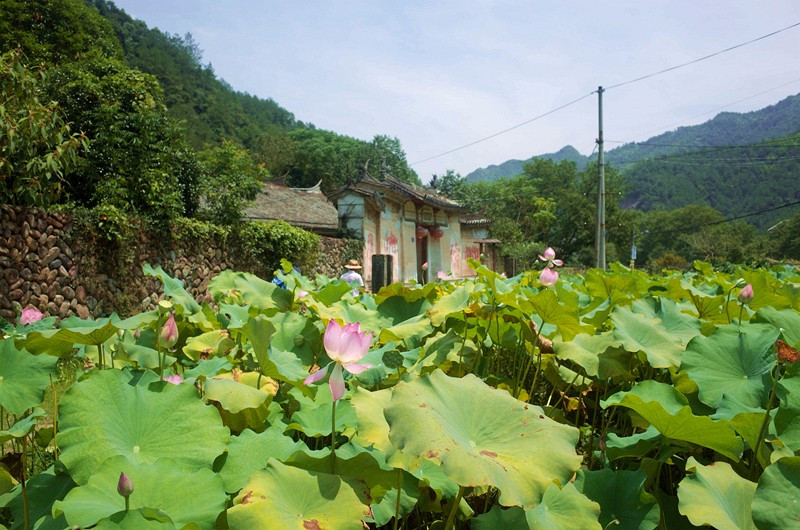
[465,145,589,183]
[0,0,419,223]
[465,94,800,225]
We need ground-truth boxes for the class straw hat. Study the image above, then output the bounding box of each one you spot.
[344,259,362,270]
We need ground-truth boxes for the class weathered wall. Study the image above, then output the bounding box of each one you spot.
[0,206,359,322]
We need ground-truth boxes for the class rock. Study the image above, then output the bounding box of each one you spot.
[58,301,70,315]
[77,304,90,319]
[20,268,31,280]
[76,285,86,303]
[42,247,60,266]
[10,288,23,300]
[0,309,15,321]
[63,286,75,299]
[49,259,62,270]
[61,256,73,268]
[26,252,38,262]
[87,296,98,310]
[54,295,64,306]
[141,296,151,307]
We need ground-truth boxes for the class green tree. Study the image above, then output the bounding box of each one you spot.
[0,50,89,206]
[430,169,466,198]
[200,140,268,225]
[46,55,199,219]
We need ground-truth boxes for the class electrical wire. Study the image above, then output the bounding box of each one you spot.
[646,199,800,235]
[408,92,594,166]
[604,22,800,91]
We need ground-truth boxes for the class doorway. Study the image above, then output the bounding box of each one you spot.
[416,232,428,283]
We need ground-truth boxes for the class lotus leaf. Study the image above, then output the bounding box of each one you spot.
[611,306,683,369]
[219,426,305,493]
[602,381,743,460]
[524,482,601,529]
[677,457,756,530]
[575,468,660,530]
[384,370,581,507]
[752,306,800,345]
[266,311,321,366]
[143,264,201,314]
[54,456,225,529]
[93,508,175,529]
[284,386,358,437]
[227,458,369,529]
[471,505,528,529]
[58,370,230,484]
[681,323,779,409]
[203,377,270,432]
[520,288,587,340]
[427,285,471,326]
[752,457,800,529]
[775,372,800,451]
[208,270,292,311]
[0,339,58,415]
[182,329,234,361]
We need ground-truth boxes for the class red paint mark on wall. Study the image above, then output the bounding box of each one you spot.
[465,245,481,260]
[449,243,461,275]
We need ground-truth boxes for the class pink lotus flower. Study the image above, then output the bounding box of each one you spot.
[297,290,308,299]
[738,284,754,304]
[158,313,178,349]
[538,247,563,268]
[421,262,428,271]
[165,374,183,385]
[539,267,559,287]
[117,472,134,498]
[20,307,44,325]
[304,320,372,401]
[437,270,448,280]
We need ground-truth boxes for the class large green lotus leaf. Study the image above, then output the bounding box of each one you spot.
[285,386,358,437]
[611,306,683,369]
[471,506,528,529]
[267,311,321,366]
[184,357,232,379]
[143,264,201,314]
[681,323,779,409]
[752,457,800,529]
[352,342,418,386]
[632,297,702,346]
[602,381,743,460]
[752,306,800,345]
[182,330,234,361]
[54,456,226,530]
[584,268,639,298]
[204,378,270,432]
[0,408,45,445]
[58,370,230,484]
[311,301,391,336]
[313,281,353,305]
[604,426,662,462]
[775,374,800,451]
[414,329,477,373]
[93,508,175,529]
[552,331,623,378]
[208,270,292,312]
[0,339,58,415]
[427,285,471,326]
[219,426,305,493]
[524,482,601,529]
[217,302,251,330]
[52,315,120,345]
[1,466,75,530]
[115,310,160,331]
[227,458,369,529]
[377,294,433,324]
[116,343,175,370]
[677,457,756,530]
[575,468,660,530]
[384,370,581,507]
[711,395,772,467]
[13,329,75,357]
[520,288,588,341]
[379,314,433,344]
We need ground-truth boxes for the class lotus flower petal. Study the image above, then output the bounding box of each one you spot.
[337,330,369,363]
[540,267,559,287]
[543,247,556,260]
[552,259,563,267]
[343,362,371,374]
[20,307,44,325]
[303,364,330,385]
[323,320,345,359]
[165,374,183,385]
[329,363,345,401]
[738,284,754,304]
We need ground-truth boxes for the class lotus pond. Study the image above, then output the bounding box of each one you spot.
[1,259,799,529]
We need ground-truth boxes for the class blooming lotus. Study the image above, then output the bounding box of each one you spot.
[20,307,44,325]
[304,320,372,401]
[165,374,183,385]
[158,313,178,349]
[738,284,754,304]
[539,267,559,287]
[538,247,563,268]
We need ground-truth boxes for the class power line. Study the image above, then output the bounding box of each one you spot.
[604,22,800,91]
[645,155,800,166]
[408,92,594,166]
[605,140,800,150]
[647,199,800,235]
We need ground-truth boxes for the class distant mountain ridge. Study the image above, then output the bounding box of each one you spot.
[466,93,800,183]
[465,93,800,225]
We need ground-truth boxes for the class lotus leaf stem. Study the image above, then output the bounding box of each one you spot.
[50,375,58,457]
[21,435,29,530]
[393,468,402,530]
[330,400,337,474]
[751,363,780,479]
[444,486,465,530]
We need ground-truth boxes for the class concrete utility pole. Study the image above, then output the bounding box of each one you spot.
[595,86,606,269]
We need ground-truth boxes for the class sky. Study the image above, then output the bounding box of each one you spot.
[111,1,800,181]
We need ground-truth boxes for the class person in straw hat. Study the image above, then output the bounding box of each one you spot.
[339,259,364,295]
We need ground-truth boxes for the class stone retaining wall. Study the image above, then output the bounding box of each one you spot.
[0,206,360,322]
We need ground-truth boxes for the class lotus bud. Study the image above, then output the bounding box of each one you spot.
[421,261,428,271]
[117,472,134,498]
[539,267,559,287]
[737,284,754,305]
[20,307,44,325]
[158,313,178,349]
